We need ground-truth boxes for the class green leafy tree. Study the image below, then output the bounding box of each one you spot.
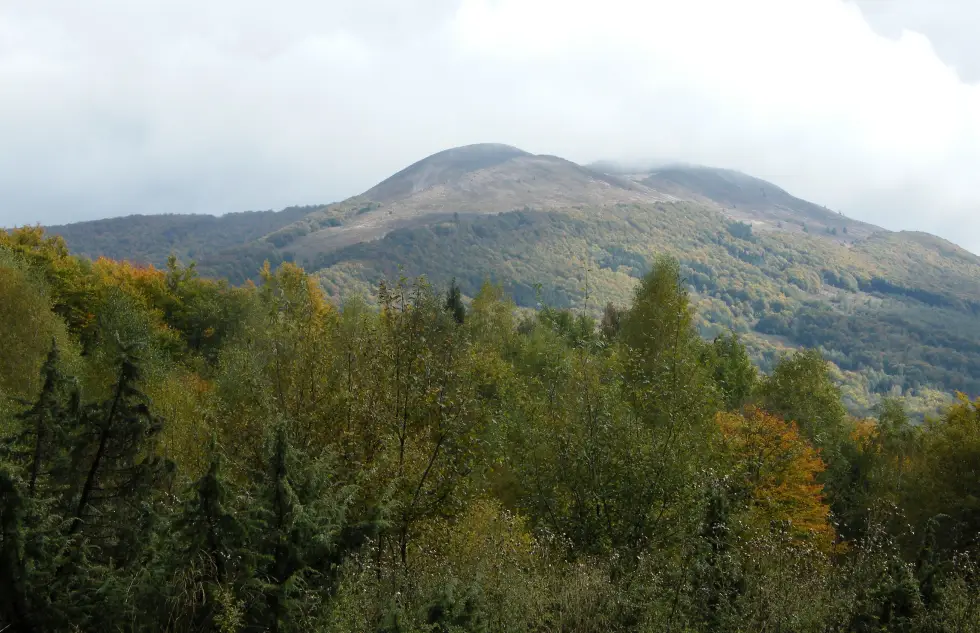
[905,395,980,554]
[705,332,757,411]
[833,399,919,541]
[6,225,980,632]
[616,257,718,548]
[377,278,487,567]
[620,256,718,423]
[757,348,847,448]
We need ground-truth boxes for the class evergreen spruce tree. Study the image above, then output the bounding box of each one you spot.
[916,516,944,609]
[445,277,466,325]
[425,580,488,633]
[249,425,357,633]
[3,340,79,498]
[0,341,82,633]
[0,464,34,633]
[14,343,173,631]
[65,343,171,563]
[693,486,743,632]
[166,446,252,632]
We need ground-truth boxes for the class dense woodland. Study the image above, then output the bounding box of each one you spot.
[2,226,979,632]
[48,206,318,269]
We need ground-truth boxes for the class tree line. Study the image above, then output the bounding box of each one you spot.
[1,226,978,632]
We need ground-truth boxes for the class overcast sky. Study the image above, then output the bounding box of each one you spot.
[2,1,980,252]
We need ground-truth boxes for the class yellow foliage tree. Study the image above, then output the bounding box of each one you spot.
[148,370,217,478]
[0,263,77,413]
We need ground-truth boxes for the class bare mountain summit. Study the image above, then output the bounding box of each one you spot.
[271,143,674,257]
[363,143,533,201]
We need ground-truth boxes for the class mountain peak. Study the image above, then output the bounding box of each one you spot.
[363,143,532,202]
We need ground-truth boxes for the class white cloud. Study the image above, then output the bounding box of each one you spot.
[1,0,979,252]
[856,0,980,82]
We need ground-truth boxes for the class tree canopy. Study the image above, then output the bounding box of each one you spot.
[1,226,979,632]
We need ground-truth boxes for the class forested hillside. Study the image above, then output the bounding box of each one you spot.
[2,226,979,632]
[310,203,980,415]
[47,205,319,267]
[41,145,980,417]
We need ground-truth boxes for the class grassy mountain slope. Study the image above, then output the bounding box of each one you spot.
[39,144,980,412]
[250,144,672,261]
[592,161,882,239]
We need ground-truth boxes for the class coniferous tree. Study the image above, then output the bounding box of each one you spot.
[249,425,357,633]
[164,446,252,632]
[599,301,624,341]
[66,344,171,558]
[425,580,488,633]
[0,342,81,633]
[0,465,34,633]
[1,340,79,496]
[693,486,743,632]
[6,227,980,632]
[445,277,466,325]
[12,344,173,632]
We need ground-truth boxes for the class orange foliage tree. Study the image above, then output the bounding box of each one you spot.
[717,406,835,549]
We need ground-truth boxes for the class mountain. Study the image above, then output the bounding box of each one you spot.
[42,143,980,413]
[256,144,671,258]
[593,162,881,239]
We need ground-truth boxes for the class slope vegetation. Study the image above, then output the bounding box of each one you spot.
[38,144,980,412]
[47,205,317,266]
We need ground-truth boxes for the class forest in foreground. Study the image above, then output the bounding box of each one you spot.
[1,226,979,632]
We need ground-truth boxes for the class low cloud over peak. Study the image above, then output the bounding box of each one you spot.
[2,0,979,252]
